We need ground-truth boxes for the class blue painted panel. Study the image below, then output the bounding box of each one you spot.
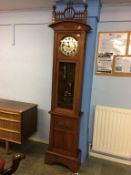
[87,0,101,18]
[79,17,98,163]
[78,1,100,163]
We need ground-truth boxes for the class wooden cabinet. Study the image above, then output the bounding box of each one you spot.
[0,98,37,151]
[45,2,91,173]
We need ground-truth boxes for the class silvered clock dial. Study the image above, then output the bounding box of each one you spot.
[60,36,78,56]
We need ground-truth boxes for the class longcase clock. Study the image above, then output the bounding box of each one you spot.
[45,2,91,172]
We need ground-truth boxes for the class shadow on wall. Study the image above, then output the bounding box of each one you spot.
[30,108,50,144]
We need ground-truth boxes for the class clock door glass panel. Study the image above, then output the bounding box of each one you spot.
[57,62,75,109]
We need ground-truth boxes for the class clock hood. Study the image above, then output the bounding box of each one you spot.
[49,20,92,32]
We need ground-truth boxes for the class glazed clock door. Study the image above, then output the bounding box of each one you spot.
[57,62,76,109]
[52,31,86,116]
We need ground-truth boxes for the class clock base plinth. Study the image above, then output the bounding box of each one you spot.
[45,150,81,173]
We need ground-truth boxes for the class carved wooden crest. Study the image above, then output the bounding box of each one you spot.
[52,2,88,24]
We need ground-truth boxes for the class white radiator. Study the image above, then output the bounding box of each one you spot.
[92,105,131,160]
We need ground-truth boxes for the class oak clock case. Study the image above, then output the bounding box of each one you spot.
[45,3,91,173]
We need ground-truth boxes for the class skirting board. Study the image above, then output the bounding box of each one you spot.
[29,135,49,144]
[89,151,131,166]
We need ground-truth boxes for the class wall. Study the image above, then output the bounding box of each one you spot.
[79,0,100,163]
[89,3,131,142]
[0,10,53,143]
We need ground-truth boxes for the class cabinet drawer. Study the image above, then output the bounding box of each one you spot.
[0,119,21,131]
[0,111,20,121]
[0,130,21,143]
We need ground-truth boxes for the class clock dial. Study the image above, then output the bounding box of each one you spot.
[60,36,78,56]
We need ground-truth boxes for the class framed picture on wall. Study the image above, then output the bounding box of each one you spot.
[113,55,131,76]
[96,32,128,75]
[128,32,131,55]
